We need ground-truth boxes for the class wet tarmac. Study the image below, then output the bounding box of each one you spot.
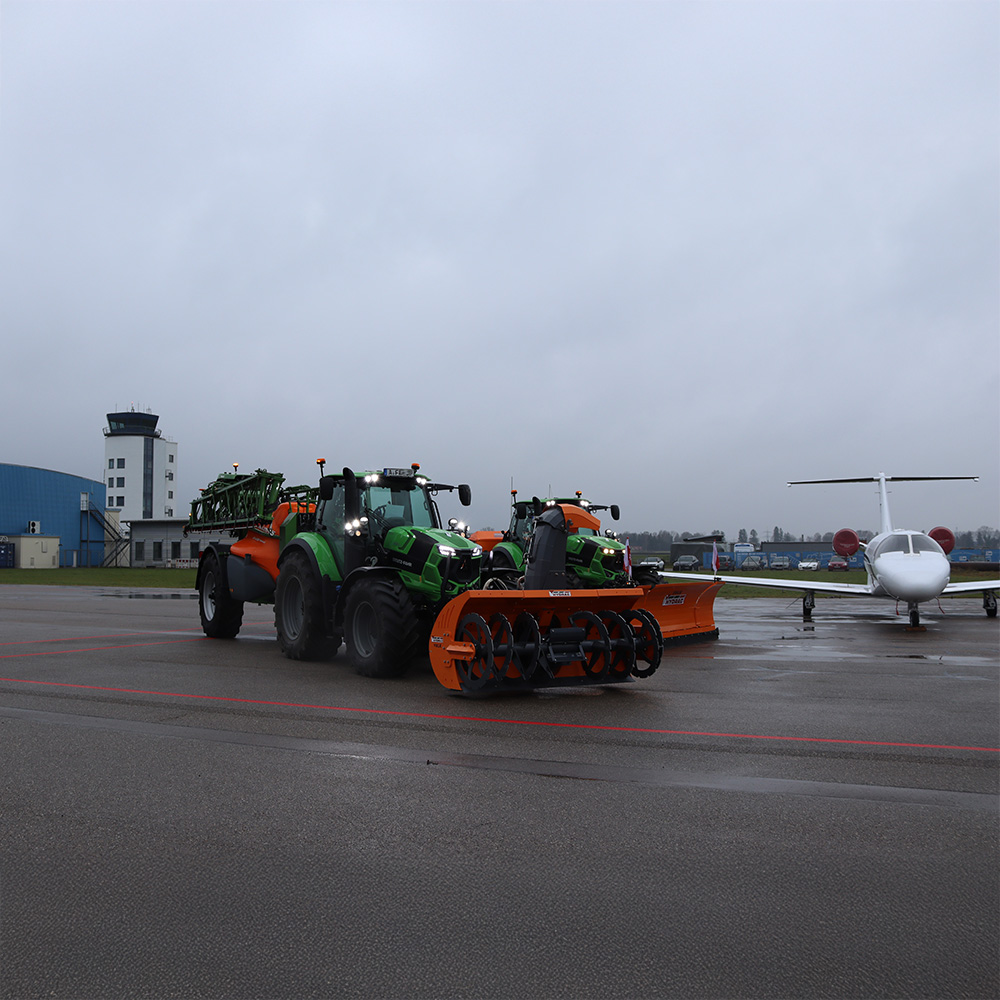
[1,585,997,999]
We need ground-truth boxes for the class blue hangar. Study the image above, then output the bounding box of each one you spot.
[0,463,114,567]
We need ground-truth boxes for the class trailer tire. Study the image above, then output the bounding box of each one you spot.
[344,576,420,678]
[199,551,244,638]
[275,549,330,660]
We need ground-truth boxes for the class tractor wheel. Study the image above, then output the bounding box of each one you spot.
[275,549,330,660]
[198,551,244,639]
[344,576,420,678]
[491,549,517,571]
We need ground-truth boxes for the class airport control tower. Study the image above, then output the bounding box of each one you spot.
[102,409,179,523]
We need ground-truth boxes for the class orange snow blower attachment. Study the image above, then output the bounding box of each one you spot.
[428,587,664,693]
[428,502,665,694]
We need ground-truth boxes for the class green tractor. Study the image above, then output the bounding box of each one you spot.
[188,463,481,677]
[479,491,653,588]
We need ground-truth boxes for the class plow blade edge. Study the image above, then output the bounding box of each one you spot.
[634,579,722,645]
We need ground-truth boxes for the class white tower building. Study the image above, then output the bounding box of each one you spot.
[103,409,179,524]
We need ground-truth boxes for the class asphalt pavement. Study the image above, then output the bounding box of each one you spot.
[1,585,997,999]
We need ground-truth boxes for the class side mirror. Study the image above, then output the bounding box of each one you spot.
[343,467,359,522]
[319,476,334,501]
[610,505,620,521]
[514,502,527,519]
[458,483,472,506]
[531,496,543,516]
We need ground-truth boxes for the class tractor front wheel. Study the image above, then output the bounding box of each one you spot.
[275,550,330,660]
[344,576,420,678]
[198,551,244,639]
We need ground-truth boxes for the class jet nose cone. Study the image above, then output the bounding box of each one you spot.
[875,553,950,603]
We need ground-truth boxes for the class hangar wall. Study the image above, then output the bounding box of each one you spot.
[0,464,109,567]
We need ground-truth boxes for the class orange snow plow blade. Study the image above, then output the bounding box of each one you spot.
[634,579,722,645]
[428,588,666,694]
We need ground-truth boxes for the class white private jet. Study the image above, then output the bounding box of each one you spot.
[660,474,1000,628]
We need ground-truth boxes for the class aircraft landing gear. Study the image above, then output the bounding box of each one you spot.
[985,591,998,618]
[907,603,922,629]
[802,591,815,621]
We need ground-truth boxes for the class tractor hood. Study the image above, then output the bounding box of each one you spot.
[382,526,482,600]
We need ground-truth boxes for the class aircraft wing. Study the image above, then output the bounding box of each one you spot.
[657,571,872,596]
[942,579,1000,595]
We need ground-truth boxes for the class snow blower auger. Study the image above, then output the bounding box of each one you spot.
[428,503,664,694]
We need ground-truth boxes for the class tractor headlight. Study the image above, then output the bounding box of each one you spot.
[603,547,615,555]
[437,544,457,558]
[472,545,482,557]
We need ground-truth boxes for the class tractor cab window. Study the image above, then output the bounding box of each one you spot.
[911,533,944,555]
[365,481,435,530]
[319,484,345,531]
[509,509,534,547]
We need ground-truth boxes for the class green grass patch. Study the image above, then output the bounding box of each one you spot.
[0,567,197,588]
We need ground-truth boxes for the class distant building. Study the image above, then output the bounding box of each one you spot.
[129,518,219,568]
[103,409,179,523]
[0,463,118,567]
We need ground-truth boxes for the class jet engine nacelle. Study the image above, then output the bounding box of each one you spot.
[927,526,955,555]
[832,528,861,557]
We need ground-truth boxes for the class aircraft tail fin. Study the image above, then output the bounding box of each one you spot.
[787,475,979,539]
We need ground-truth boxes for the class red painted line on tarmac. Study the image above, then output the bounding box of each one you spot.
[0,675,996,752]
[0,638,208,658]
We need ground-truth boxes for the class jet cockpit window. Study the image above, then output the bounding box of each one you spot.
[910,533,945,555]
[873,534,912,557]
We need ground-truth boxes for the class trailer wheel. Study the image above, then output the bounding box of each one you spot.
[198,551,243,638]
[345,576,420,678]
[275,549,329,660]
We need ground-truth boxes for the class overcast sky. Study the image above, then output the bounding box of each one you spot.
[2,1,997,539]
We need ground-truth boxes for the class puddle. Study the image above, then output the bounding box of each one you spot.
[102,591,198,600]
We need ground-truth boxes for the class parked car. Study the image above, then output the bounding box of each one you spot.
[769,555,791,570]
[716,553,734,570]
[739,554,768,571]
[828,555,850,571]
[672,555,700,572]
[798,556,820,570]
[638,557,664,570]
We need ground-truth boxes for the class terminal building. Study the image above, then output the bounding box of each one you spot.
[0,407,182,569]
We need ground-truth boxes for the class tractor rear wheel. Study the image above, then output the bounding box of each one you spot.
[275,549,330,660]
[198,551,244,638]
[345,576,420,678]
